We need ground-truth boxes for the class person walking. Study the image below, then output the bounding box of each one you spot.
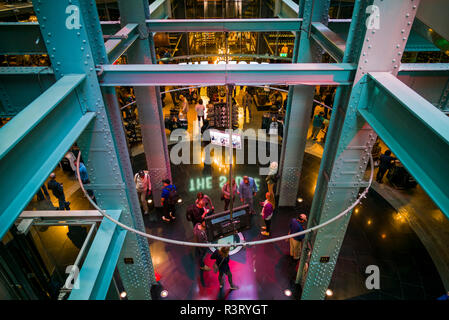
[260,192,274,236]
[195,99,205,125]
[47,173,70,210]
[376,150,397,183]
[211,247,239,290]
[238,176,258,214]
[221,179,237,211]
[134,170,151,215]
[310,112,325,141]
[288,214,307,260]
[193,219,211,271]
[242,90,253,119]
[161,179,178,222]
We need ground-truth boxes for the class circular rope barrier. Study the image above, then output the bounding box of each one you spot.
[76,152,373,248]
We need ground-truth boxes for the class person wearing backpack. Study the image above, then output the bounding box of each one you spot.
[161,179,178,222]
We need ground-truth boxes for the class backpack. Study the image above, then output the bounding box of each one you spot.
[166,185,179,205]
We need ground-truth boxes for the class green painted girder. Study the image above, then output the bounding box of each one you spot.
[104,23,139,64]
[98,63,357,86]
[0,74,95,239]
[150,0,171,20]
[69,210,126,300]
[0,22,122,55]
[327,20,440,53]
[310,22,346,62]
[278,0,299,19]
[358,72,449,218]
[146,18,302,32]
[0,67,55,117]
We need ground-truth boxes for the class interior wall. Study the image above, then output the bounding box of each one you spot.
[417,0,449,40]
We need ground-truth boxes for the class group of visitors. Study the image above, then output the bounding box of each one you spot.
[132,163,309,292]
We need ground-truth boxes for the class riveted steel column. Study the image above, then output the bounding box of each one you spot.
[118,0,171,206]
[295,0,368,286]
[81,0,158,298]
[33,0,155,299]
[279,0,330,206]
[300,0,421,300]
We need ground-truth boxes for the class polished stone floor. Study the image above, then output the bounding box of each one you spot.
[134,148,445,300]
[21,92,446,300]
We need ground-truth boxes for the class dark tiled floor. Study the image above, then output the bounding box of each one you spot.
[133,147,445,300]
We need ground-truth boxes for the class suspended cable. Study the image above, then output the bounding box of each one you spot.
[76,151,373,248]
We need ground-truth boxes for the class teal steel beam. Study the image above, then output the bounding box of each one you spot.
[146,18,302,32]
[117,0,172,207]
[98,63,356,86]
[300,0,421,300]
[0,75,95,239]
[297,0,368,276]
[278,0,331,207]
[0,67,55,117]
[359,72,449,217]
[278,0,299,19]
[104,23,139,64]
[399,63,449,76]
[33,0,155,299]
[0,23,47,55]
[310,22,346,62]
[69,210,126,300]
[0,22,122,55]
[149,0,171,20]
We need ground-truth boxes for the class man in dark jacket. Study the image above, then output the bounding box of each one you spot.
[376,150,397,183]
[193,219,211,271]
[187,201,209,228]
[47,172,70,210]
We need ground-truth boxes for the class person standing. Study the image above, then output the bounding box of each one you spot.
[78,162,96,203]
[193,219,211,271]
[47,173,70,210]
[179,95,188,114]
[211,247,239,290]
[376,150,397,183]
[265,162,278,208]
[134,170,151,215]
[310,112,325,141]
[289,214,307,260]
[161,179,178,222]
[187,200,209,228]
[195,99,205,124]
[222,179,237,211]
[260,192,274,236]
[242,90,253,119]
[196,192,214,213]
[238,176,258,214]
